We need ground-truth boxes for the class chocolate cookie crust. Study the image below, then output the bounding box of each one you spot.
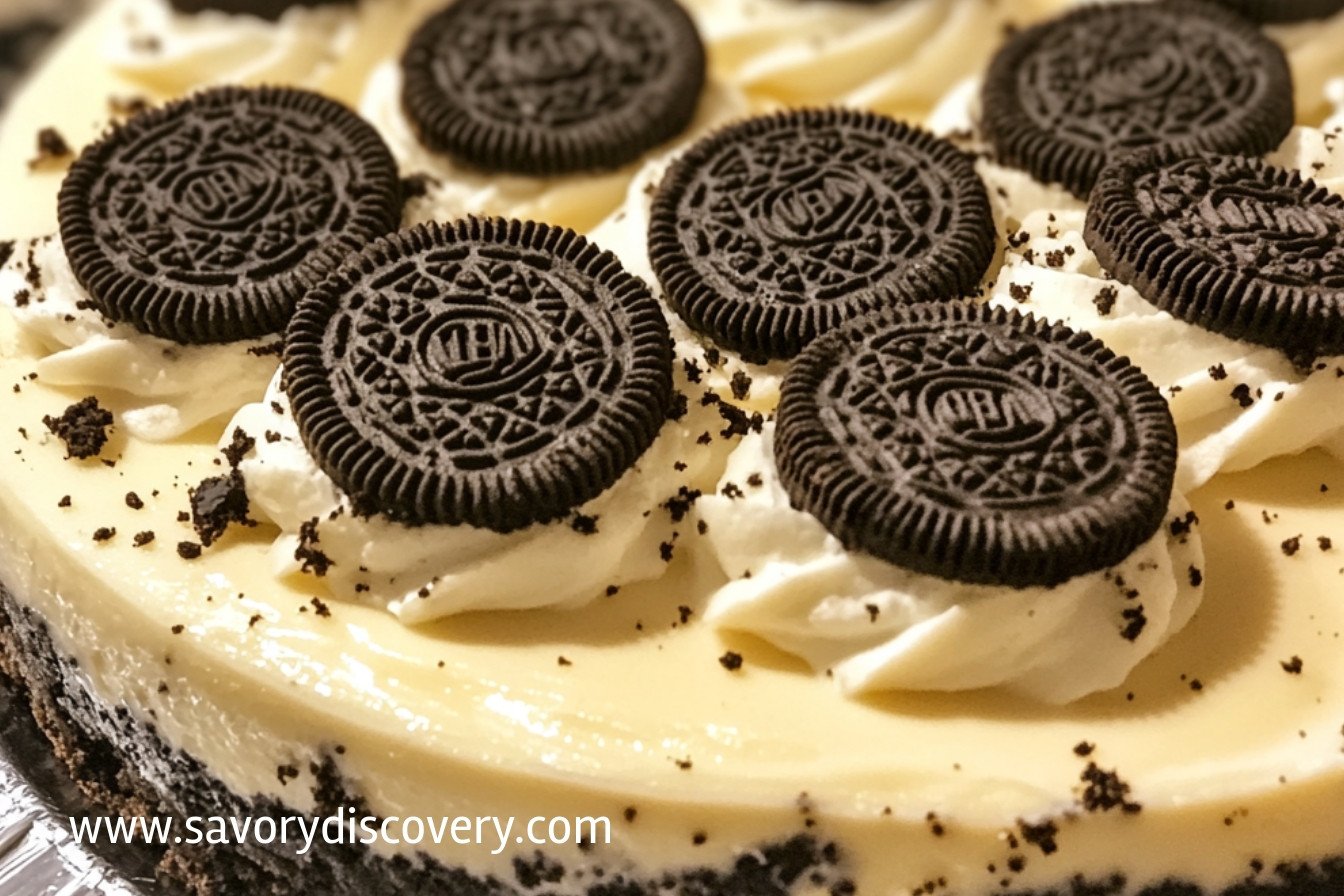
[3,584,1344,894]
[980,0,1294,198]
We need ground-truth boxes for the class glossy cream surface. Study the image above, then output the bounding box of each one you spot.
[1,2,1343,894]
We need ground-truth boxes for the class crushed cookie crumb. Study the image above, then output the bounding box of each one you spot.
[133,530,155,548]
[309,597,331,618]
[44,396,113,459]
[729,370,753,401]
[92,527,116,543]
[30,127,72,169]
[1079,763,1142,814]
[125,491,144,510]
[1282,536,1303,557]
[189,471,253,547]
[1093,286,1118,316]
[177,541,203,560]
[1281,656,1304,675]
[571,513,599,535]
[1008,283,1033,303]
[718,651,743,671]
[296,518,333,576]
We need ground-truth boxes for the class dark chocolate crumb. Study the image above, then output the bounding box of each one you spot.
[43,396,113,459]
[1073,741,1095,757]
[189,471,253,548]
[170,624,184,635]
[1008,283,1033,303]
[660,541,676,563]
[865,603,880,623]
[682,358,704,384]
[1169,511,1199,538]
[557,656,572,667]
[133,530,155,547]
[1093,286,1118,316]
[221,427,256,468]
[1282,536,1303,557]
[176,541,203,560]
[692,832,708,846]
[623,806,638,823]
[1120,605,1147,641]
[296,518,333,577]
[92,527,116,543]
[718,651,743,671]
[309,597,331,618]
[1188,566,1203,588]
[605,585,620,597]
[125,491,144,510]
[1319,536,1333,552]
[1231,383,1255,408]
[1209,363,1228,381]
[1281,656,1304,675]
[57,495,71,508]
[1079,762,1142,814]
[30,127,72,169]
[246,341,283,358]
[276,764,300,786]
[571,513,600,535]
[677,605,693,625]
[729,370,752,401]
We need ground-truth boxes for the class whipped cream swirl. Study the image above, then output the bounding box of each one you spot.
[101,0,357,94]
[229,364,736,623]
[701,426,1205,704]
[0,236,278,442]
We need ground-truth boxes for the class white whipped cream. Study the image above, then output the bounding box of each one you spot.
[102,0,357,93]
[685,0,1064,117]
[701,426,1205,704]
[229,365,735,623]
[0,236,277,441]
[362,63,750,232]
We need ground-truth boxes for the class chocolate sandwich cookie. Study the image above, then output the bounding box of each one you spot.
[167,0,346,19]
[400,0,706,176]
[648,108,995,362]
[1209,0,1344,22]
[774,303,1177,588]
[1085,150,1344,360]
[284,218,674,532]
[980,0,1294,198]
[58,86,400,345]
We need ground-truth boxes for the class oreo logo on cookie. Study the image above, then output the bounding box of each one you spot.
[400,0,706,175]
[774,303,1177,588]
[1086,151,1344,360]
[980,1,1293,198]
[648,109,995,362]
[284,218,674,532]
[58,86,401,345]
